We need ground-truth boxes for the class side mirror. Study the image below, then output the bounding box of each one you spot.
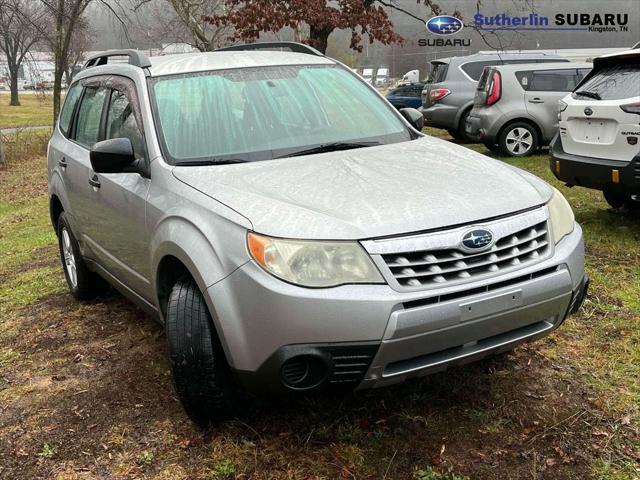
[90,138,136,174]
[399,107,424,131]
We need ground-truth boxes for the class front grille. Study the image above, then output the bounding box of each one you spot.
[381,221,550,289]
[634,158,640,182]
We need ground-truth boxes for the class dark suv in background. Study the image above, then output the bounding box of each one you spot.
[421,53,569,140]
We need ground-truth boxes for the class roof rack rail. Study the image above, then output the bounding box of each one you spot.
[216,41,323,57]
[83,49,152,69]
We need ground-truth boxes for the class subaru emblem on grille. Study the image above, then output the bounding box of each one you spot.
[461,229,494,251]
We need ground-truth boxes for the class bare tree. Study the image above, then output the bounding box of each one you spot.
[0,0,46,106]
[39,0,93,123]
[135,0,233,52]
[63,19,94,85]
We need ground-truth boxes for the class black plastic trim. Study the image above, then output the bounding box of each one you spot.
[550,134,640,194]
[233,341,380,395]
[216,41,323,57]
[83,49,152,69]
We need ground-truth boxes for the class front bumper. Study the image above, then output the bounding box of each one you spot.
[209,224,585,394]
[550,134,640,194]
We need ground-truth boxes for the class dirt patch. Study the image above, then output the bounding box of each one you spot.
[0,291,637,480]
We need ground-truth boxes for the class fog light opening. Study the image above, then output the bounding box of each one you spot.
[280,355,328,390]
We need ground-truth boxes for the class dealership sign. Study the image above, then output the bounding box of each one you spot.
[473,13,630,33]
[425,16,464,36]
[421,15,470,47]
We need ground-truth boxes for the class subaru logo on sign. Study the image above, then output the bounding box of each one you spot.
[426,15,464,36]
[461,229,493,251]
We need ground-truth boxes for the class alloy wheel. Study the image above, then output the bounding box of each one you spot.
[61,228,78,288]
[505,127,533,155]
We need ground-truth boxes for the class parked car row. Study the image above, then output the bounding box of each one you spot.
[412,45,639,209]
[419,52,570,141]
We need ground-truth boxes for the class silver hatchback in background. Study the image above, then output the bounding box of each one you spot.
[420,53,569,141]
[466,63,592,156]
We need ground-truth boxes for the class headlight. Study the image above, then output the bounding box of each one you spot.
[247,232,384,287]
[547,187,575,244]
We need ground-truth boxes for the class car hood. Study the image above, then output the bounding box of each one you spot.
[172,136,552,240]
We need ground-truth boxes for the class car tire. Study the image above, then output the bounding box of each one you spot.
[498,122,539,157]
[483,141,500,152]
[165,277,235,426]
[603,190,627,209]
[446,110,471,141]
[446,128,463,140]
[57,212,108,300]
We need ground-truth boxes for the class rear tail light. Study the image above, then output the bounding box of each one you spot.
[620,102,640,114]
[486,71,501,106]
[430,88,451,102]
[558,100,568,121]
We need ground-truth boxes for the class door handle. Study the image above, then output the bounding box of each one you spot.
[528,98,544,104]
[88,175,101,189]
[58,157,67,169]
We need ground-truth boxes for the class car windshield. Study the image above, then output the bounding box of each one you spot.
[150,64,412,164]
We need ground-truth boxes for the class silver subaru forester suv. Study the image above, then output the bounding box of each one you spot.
[48,44,588,425]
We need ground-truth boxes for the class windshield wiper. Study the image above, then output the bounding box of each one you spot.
[176,158,248,166]
[277,141,380,159]
[575,90,602,100]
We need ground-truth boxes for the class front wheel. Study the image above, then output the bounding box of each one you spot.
[165,277,235,425]
[603,190,640,211]
[603,189,626,209]
[483,141,500,152]
[499,122,539,157]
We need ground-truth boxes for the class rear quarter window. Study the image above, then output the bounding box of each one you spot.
[477,67,494,90]
[574,62,640,100]
[461,61,499,81]
[427,63,449,83]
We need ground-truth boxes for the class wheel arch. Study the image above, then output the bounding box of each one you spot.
[455,102,474,129]
[50,194,64,231]
[154,248,236,365]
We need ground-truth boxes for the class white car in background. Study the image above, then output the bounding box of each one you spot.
[550,46,640,209]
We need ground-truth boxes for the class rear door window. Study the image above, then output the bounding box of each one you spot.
[574,62,640,100]
[74,87,109,148]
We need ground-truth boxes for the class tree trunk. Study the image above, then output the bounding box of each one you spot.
[9,70,19,106]
[52,63,64,125]
[52,0,64,125]
[309,25,332,54]
[0,136,5,166]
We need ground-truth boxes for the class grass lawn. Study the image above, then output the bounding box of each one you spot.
[0,92,55,129]
[0,129,638,479]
